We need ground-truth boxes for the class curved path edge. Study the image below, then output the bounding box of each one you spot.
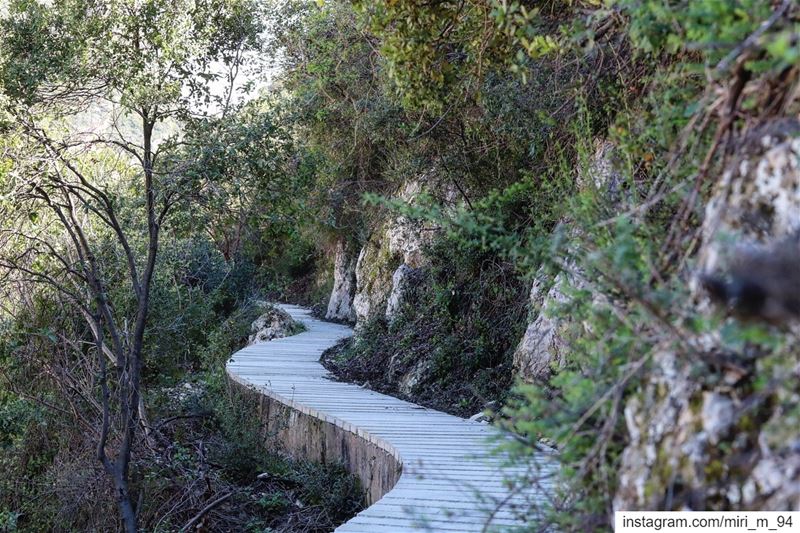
[226,304,554,532]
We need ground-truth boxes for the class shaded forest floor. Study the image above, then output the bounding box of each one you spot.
[137,376,365,533]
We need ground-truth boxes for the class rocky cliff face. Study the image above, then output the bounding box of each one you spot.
[506,130,800,513]
[511,270,572,382]
[615,127,800,512]
[325,240,358,322]
[698,130,800,277]
[333,180,440,327]
[351,230,399,324]
[513,139,621,383]
[322,126,800,512]
[322,179,469,401]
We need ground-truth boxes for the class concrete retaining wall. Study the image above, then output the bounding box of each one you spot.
[226,373,402,505]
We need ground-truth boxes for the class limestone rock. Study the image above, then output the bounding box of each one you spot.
[248,305,300,345]
[385,263,423,323]
[352,179,443,326]
[701,392,735,445]
[512,139,621,383]
[695,133,800,325]
[387,179,441,267]
[352,230,399,325]
[614,347,704,511]
[748,455,800,509]
[469,411,491,424]
[615,128,800,513]
[326,240,357,322]
[398,358,433,396]
[697,134,800,284]
[576,138,624,198]
[512,270,571,382]
[388,216,428,268]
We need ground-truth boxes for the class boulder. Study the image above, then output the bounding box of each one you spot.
[398,358,434,396]
[248,305,301,345]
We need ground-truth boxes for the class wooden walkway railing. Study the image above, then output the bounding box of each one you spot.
[226,304,555,532]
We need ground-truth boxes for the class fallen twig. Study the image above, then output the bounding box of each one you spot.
[179,492,236,532]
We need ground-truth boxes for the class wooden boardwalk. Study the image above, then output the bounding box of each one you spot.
[227,304,556,532]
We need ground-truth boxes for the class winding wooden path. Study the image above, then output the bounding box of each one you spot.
[226,304,556,532]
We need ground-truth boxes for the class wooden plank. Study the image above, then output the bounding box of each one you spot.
[225,303,553,532]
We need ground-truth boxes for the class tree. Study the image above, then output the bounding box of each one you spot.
[0,0,263,529]
[172,99,307,264]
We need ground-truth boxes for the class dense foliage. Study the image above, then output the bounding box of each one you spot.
[0,0,358,530]
[276,0,800,530]
[1,0,798,531]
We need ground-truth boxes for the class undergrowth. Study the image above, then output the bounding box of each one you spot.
[324,227,530,417]
[0,276,362,532]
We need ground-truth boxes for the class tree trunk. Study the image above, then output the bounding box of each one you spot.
[115,476,138,533]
